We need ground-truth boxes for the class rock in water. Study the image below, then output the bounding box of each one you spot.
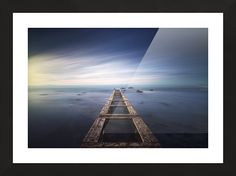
[136,90,143,93]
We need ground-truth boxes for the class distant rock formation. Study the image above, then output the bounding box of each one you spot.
[39,93,48,96]
[136,90,143,93]
[128,87,134,89]
[160,102,169,106]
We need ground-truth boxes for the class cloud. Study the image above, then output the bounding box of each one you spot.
[28,28,208,87]
[28,51,144,86]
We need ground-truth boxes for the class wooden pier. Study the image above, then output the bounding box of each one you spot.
[81,89,160,147]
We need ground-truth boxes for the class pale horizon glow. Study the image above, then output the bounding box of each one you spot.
[28,53,158,86]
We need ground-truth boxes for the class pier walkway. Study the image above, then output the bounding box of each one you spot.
[81,89,160,147]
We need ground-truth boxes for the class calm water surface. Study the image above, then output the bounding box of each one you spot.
[28,86,208,148]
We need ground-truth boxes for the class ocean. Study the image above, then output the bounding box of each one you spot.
[28,86,208,148]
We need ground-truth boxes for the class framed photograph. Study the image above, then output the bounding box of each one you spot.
[13,13,221,163]
[1,0,233,175]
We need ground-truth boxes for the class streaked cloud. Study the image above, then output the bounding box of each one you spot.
[29,52,143,85]
[28,28,208,87]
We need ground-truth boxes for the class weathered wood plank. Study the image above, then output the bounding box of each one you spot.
[82,117,106,143]
[104,116,132,119]
[109,105,127,107]
[120,91,138,115]
[132,117,159,143]
[81,89,160,148]
[81,142,160,148]
[100,114,138,117]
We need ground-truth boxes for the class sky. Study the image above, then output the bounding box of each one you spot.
[28,28,208,87]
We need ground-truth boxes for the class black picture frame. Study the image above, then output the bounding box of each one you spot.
[0,0,234,175]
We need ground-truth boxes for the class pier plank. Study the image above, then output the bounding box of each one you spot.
[81,89,160,147]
